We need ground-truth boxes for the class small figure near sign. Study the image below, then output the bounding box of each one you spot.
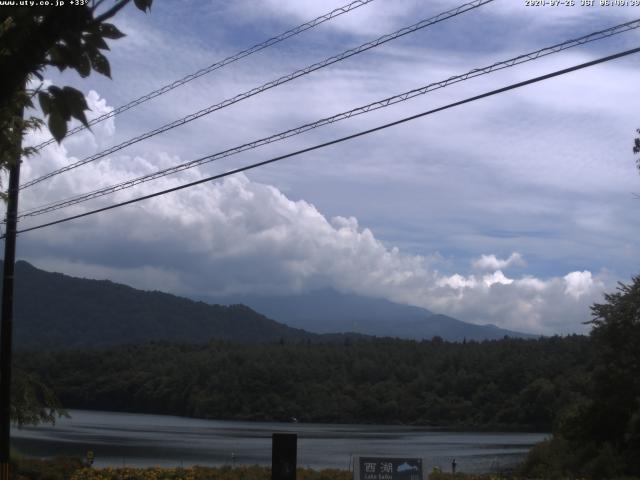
[451,458,457,475]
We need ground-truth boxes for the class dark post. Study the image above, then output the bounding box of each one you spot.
[0,109,22,480]
[272,433,297,480]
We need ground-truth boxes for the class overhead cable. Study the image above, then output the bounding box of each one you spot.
[21,0,494,190]
[18,18,640,219]
[10,45,640,238]
[31,0,377,151]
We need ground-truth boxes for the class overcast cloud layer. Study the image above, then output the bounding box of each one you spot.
[8,0,640,335]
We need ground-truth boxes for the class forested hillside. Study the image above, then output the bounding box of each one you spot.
[18,335,591,430]
[6,261,363,349]
[6,261,533,348]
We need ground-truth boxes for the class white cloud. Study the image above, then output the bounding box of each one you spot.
[12,3,637,338]
[229,0,429,37]
[483,270,514,287]
[515,276,547,292]
[438,273,478,290]
[564,270,598,299]
[17,128,609,335]
[472,252,525,271]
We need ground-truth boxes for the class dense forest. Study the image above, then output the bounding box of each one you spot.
[518,276,640,479]
[13,275,640,478]
[17,335,591,431]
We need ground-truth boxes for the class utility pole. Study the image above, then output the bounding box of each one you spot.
[0,106,23,480]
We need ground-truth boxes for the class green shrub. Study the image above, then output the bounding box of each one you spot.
[13,456,83,480]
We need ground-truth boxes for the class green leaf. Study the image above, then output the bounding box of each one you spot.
[99,23,125,40]
[48,112,67,143]
[89,50,111,78]
[134,0,153,12]
[62,87,90,128]
[47,86,71,120]
[84,33,110,51]
[72,109,90,129]
[48,85,63,97]
[75,52,91,78]
[38,92,51,115]
[48,45,65,69]
[62,87,87,109]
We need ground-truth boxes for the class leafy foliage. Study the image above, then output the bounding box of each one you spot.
[11,455,83,480]
[9,367,67,427]
[0,88,44,200]
[580,276,640,474]
[634,128,640,174]
[8,461,351,480]
[0,0,152,174]
[0,1,151,428]
[68,465,350,480]
[17,335,592,430]
[521,276,640,479]
[38,86,90,142]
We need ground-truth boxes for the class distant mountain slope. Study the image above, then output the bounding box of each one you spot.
[206,289,537,341]
[3,261,350,350]
[3,261,535,350]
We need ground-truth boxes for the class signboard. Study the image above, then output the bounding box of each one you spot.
[272,433,296,480]
[354,456,424,480]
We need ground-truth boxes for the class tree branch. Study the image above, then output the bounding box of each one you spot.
[93,0,131,24]
[91,0,107,12]
[27,81,44,100]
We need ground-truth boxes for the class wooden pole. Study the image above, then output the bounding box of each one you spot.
[0,105,23,480]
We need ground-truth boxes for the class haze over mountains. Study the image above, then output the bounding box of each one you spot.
[5,260,535,350]
[206,289,536,341]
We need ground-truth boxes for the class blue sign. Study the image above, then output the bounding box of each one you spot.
[356,457,423,480]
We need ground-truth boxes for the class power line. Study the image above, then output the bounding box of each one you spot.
[31,0,377,152]
[18,18,640,220]
[21,0,494,190]
[10,45,640,238]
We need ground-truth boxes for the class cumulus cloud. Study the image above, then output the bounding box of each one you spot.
[430,267,606,334]
[472,252,525,271]
[17,122,608,335]
[564,271,597,299]
[13,3,634,338]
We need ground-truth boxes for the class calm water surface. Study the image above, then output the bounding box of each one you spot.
[12,410,547,474]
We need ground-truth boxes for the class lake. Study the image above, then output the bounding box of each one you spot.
[12,410,547,474]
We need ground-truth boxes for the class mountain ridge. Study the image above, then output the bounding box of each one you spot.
[205,288,537,341]
[3,260,536,350]
[4,260,362,350]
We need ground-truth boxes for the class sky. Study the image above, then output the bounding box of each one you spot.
[9,0,640,335]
